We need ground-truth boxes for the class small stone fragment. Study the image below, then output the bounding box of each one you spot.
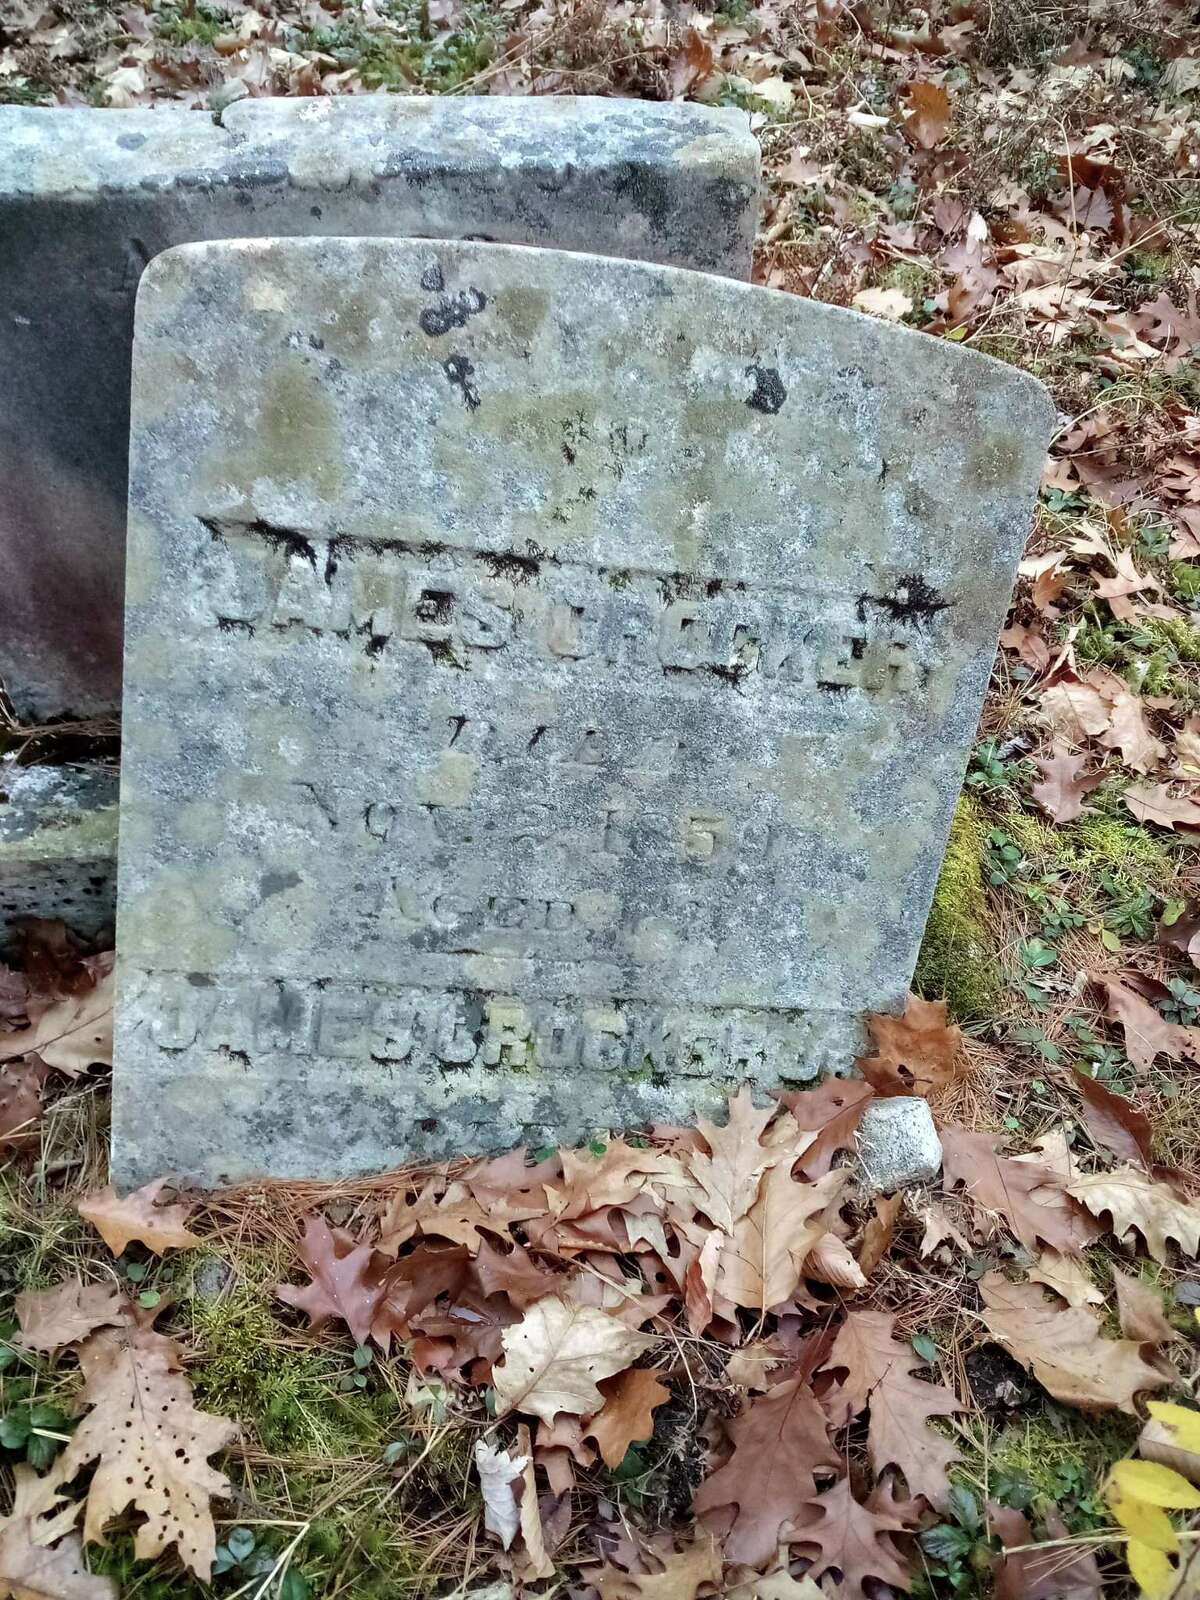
[856,1097,943,1192]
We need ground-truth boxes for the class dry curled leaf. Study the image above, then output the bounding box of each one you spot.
[1072,1068,1154,1167]
[1031,741,1105,822]
[1112,1266,1178,1345]
[1123,783,1200,831]
[59,1319,237,1580]
[78,1180,199,1259]
[0,1463,117,1600]
[474,1438,526,1551]
[940,1127,1096,1254]
[1091,974,1200,1071]
[718,1167,847,1313]
[977,1272,1167,1412]
[0,1058,48,1153]
[16,1281,126,1355]
[903,80,952,148]
[686,1087,777,1234]
[856,994,963,1098]
[492,1296,656,1424]
[584,1366,671,1469]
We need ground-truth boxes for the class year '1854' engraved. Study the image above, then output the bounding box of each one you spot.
[195,518,943,697]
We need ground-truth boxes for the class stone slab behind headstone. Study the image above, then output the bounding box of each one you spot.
[0,95,758,723]
[113,236,1052,1187]
[0,766,118,953]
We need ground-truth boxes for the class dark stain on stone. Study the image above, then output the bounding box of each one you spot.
[481,550,540,584]
[216,617,255,635]
[745,364,787,414]
[420,262,445,292]
[201,514,318,568]
[420,288,487,337]
[443,353,481,411]
[261,870,301,900]
[857,574,952,628]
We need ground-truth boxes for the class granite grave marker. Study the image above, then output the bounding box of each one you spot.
[113,236,1052,1185]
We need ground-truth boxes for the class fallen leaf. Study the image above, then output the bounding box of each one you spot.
[592,1536,723,1599]
[797,1474,912,1600]
[940,1127,1096,1254]
[857,1193,902,1277]
[1038,680,1111,742]
[1099,691,1166,774]
[856,994,963,1098]
[990,1503,1103,1599]
[803,1230,867,1291]
[820,1308,959,1507]
[725,1573,827,1599]
[851,286,912,321]
[1112,1267,1178,1345]
[513,1422,554,1580]
[1072,1068,1154,1167]
[718,1168,848,1313]
[1029,1250,1103,1308]
[16,1280,126,1354]
[474,1240,563,1309]
[787,1079,874,1178]
[1066,1167,1200,1263]
[918,1201,970,1256]
[693,1377,838,1568]
[1123,783,1200,830]
[0,966,113,1075]
[0,1463,117,1600]
[59,1319,237,1580]
[474,1438,526,1550]
[1031,741,1105,822]
[903,80,952,148]
[1140,1402,1200,1487]
[276,1214,385,1346]
[78,1180,200,1258]
[686,1087,776,1233]
[977,1272,1167,1412]
[584,1366,671,1469]
[0,1058,49,1153]
[1091,973,1200,1070]
[492,1296,656,1424]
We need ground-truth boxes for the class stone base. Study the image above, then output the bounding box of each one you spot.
[0,764,118,952]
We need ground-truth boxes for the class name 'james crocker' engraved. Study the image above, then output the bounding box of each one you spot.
[196,519,939,697]
[134,971,854,1080]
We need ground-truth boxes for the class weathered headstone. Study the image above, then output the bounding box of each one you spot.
[113,236,1052,1186]
[0,96,758,722]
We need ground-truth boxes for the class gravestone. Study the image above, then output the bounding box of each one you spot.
[0,96,758,722]
[113,236,1052,1186]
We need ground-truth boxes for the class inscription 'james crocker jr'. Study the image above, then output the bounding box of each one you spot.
[112,236,1052,1184]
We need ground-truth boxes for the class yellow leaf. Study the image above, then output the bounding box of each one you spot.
[1107,1485,1178,1554]
[1126,1538,1176,1599]
[1111,1458,1200,1508]
[1146,1401,1200,1456]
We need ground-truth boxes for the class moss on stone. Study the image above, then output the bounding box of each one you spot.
[914,795,1002,1021]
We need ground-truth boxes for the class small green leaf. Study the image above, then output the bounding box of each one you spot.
[352,1343,373,1370]
[280,1572,311,1600]
[123,1261,148,1284]
[588,1138,607,1158]
[25,1433,59,1471]
[138,1290,161,1310]
[0,1413,31,1449]
[530,1146,556,1164]
[1100,928,1122,952]
[920,1523,973,1563]
[227,1527,256,1561]
[912,1332,938,1363]
[948,1484,981,1532]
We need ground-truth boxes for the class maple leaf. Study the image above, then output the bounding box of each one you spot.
[1090,973,1200,1070]
[686,1087,776,1233]
[903,80,951,148]
[820,1309,959,1508]
[1124,783,1200,831]
[592,1537,723,1600]
[276,1214,385,1346]
[0,1463,117,1600]
[16,1280,126,1355]
[856,994,962,1098]
[0,965,113,1076]
[1072,1067,1154,1167]
[717,1168,847,1313]
[491,1296,656,1424]
[474,1438,526,1550]
[59,1319,237,1580]
[977,1272,1167,1412]
[940,1127,1096,1254]
[77,1180,199,1258]
[584,1366,671,1469]
[693,1377,839,1568]
[1031,741,1105,822]
[1066,1167,1200,1263]
[796,1475,912,1600]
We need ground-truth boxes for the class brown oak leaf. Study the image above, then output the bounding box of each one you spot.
[903,80,951,148]
[1090,973,1200,1070]
[1072,1068,1154,1167]
[990,1504,1103,1599]
[1111,1266,1178,1345]
[1031,741,1106,822]
[796,1474,913,1600]
[0,1463,117,1600]
[856,1194,902,1277]
[717,1168,848,1313]
[1066,1167,1200,1262]
[59,1319,237,1580]
[276,1214,385,1346]
[693,1377,839,1568]
[0,1057,49,1153]
[1124,783,1200,831]
[491,1296,656,1423]
[1099,690,1166,774]
[591,1537,723,1599]
[16,1280,127,1355]
[977,1272,1167,1412]
[940,1127,1097,1254]
[77,1180,199,1258]
[1,964,113,1076]
[474,1240,563,1310]
[785,1079,874,1179]
[584,1366,671,1469]
[856,994,963,1098]
[819,1309,959,1508]
[686,1087,777,1234]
